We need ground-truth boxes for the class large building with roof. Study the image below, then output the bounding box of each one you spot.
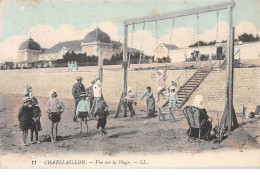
[18,38,42,63]
[39,28,130,61]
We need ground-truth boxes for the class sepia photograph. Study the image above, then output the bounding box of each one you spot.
[0,0,259,169]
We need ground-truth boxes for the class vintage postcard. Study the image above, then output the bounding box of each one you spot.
[0,0,259,169]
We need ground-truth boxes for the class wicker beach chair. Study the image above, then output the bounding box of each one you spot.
[183,106,212,142]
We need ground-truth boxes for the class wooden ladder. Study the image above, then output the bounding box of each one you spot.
[160,67,212,115]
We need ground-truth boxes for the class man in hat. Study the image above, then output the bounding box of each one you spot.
[72,76,86,122]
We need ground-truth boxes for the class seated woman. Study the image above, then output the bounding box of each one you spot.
[192,94,212,137]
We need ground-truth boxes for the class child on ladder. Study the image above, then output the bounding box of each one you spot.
[168,85,178,122]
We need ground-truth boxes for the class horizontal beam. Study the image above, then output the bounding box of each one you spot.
[125,1,235,25]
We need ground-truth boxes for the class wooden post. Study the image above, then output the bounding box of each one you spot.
[98,47,104,82]
[123,22,128,117]
[220,0,238,132]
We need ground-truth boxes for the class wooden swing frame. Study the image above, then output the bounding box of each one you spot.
[115,0,237,130]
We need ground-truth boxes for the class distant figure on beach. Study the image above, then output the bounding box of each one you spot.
[72,76,86,122]
[124,88,136,117]
[141,86,156,117]
[23,85,32,97]
[45,90,65,143]
[75,61,78,71]
[67,61,71,71]
[76,93,90,133]
[155,68,166,102]
[18,97,33,146]
[95,100,109,140]
[31,97,42,144]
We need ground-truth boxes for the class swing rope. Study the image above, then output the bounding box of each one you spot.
[216,10,219,43]
[197,14,200,63]
[128,24,135,67]
[136,22,146,98]
[139,22,146,64]
[167,18,175,60]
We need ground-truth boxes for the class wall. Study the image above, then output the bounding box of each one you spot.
[0,67,258,113]
[0,69,196,106]
[184,67,260,113]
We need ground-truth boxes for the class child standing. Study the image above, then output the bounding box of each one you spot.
[45,90,65,143]
[76,93,90,133]
[31,97,42,143]
[95,100,109,140]
[168,87,178,122]
[17,97,33,146]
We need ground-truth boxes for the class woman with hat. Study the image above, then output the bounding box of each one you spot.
[72,76,86,122]
[17,97,33,146]
[45,90,65,143]
[76,93,90,133]
[141,86,156,117]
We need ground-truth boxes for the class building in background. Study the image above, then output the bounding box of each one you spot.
[39,28,127,61]
[17,38,42,63]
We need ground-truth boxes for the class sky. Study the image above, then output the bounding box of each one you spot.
[0,0,260,61]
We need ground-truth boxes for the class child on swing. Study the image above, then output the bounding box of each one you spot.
[95,100,109,140]
[18,97,33,146]
[76,93,90,133]
[31,97,42,143]
[155,68,166,102]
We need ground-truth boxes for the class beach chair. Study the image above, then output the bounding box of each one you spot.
[183,106,212,142]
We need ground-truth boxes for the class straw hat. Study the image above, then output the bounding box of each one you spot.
[76,76,83,80]
[171,81,177,87]
[193,94,204,107]
[80,93,88,97]
[49,89,57,98]
[23,97,31,103]
[31,96,38,104]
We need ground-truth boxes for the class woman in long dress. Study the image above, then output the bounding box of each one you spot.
[141,86,155,117]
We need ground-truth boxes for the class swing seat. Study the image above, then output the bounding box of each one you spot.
[183,106,212,142]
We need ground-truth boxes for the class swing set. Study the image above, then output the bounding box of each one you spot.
[115,0,238,133]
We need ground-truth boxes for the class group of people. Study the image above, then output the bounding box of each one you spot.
[18,78,109,146]
[67,61,78,71]
[71,76,108,139]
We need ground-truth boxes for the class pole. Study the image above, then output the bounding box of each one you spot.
[123,22,128,117]
[220,0,238,132]
[98,47,103,82]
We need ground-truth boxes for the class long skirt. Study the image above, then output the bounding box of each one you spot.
[146,97,155,117]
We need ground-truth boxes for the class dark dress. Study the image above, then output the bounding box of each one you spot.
[95,104,109,129]
[142,91,155,117]
[18,106,33,131]
[48,112,61,123]
[31,105,42,132]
